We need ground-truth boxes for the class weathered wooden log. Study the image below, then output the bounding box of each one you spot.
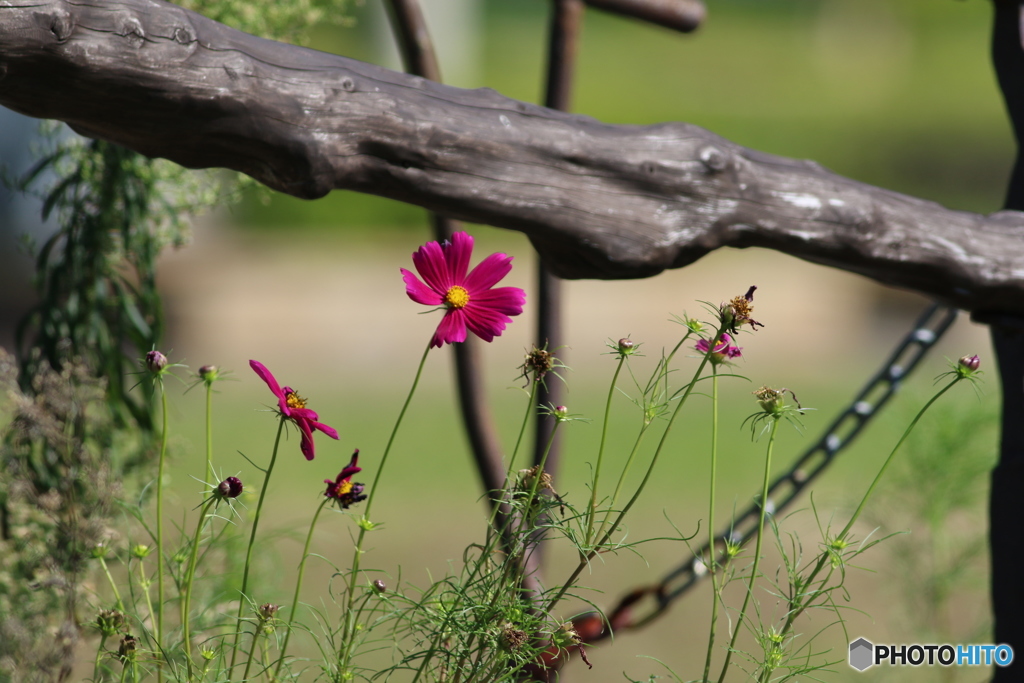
[1,0,1023,317]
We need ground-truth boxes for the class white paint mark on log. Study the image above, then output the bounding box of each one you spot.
[775,191,822,210]
[774,191,823,209]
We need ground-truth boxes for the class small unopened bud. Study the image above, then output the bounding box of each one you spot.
[217,476,243,499]
[199,365,219,381]
[131,544,151,559]
[555,405,568,417]
[258,603,279,621]
[96,609,126,637]
[145,350,168,373]
[959,355,981,372]
[117,634,137,663]
[753,386,786,415]
[372,579,387,594]
[91,543,110,559]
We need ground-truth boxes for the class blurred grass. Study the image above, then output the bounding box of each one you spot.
[235,0,1011,230]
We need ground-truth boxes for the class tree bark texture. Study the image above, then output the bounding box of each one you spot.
[2,0,1024,315]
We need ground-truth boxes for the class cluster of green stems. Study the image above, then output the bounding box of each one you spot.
[97,327,974,683]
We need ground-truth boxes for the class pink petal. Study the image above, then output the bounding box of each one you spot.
[444,231,474,282]
[294,418,316,460]
[433,309,468,347]
[463,252,513,293]
[290,407,320,421]
[402,268,443,306]
[338,464,361,480]
[470,286,526,316]
[250,360,285,401]
[411,240,451,294]
[312,420,340,440]
[464,305,514,342]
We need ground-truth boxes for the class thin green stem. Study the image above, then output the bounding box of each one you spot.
[506,379,539,481]
[93,635,109,683]
[545,327,722,614]
[596,426,649,540]
[205,381,214,485]
[597,330,694,539]
[229,417,286,675]
[584,356,625,545]
[274,496,330,679]
[513,420,561,555]
[98,555,125,611]
[775,377,963,643]
[840,378,959,540]
[241,622,261,683]
[413,379,540,683]
[702,365,720,682]
[717,418,779,683]
[138,557,157,654]
[337,341,432,678]
[181,497,217,677]
[155,384,169,681]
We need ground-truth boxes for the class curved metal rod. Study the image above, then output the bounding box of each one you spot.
[382,0,507,497]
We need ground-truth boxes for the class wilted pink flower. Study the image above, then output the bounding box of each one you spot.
[324,450,367,509]
[695,333,743,363]
[401,232,526,348]
[723,286,763,333]
[250,360,339,460]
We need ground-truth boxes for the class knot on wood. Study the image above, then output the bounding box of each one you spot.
[117,17,146,49]
[173,26,195,45]
[699,145,728,172]
[341,77,356,92]
[48,10,74,43]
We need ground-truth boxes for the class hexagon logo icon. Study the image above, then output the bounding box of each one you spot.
[849,638,874,671]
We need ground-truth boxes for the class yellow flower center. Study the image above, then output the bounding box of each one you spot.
[337,480,353,495]
[444,285,470,309]
[285,391,307,410]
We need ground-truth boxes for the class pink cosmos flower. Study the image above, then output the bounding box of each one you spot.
[695,333,743,363]
[401,231,526,348]
[324,449,367,509]
[250,360,339,460]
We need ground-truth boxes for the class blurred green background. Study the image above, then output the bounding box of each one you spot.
[0,0,1007,680]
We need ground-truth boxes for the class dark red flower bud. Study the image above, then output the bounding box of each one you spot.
[959,355,981,372]
[217,476,243,499]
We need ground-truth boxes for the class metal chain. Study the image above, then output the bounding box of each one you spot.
[582,302,959,640]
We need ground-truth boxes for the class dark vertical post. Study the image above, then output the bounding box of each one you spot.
[987,2,1024,676]
[533,0,584,474]
[383,0,508,497]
